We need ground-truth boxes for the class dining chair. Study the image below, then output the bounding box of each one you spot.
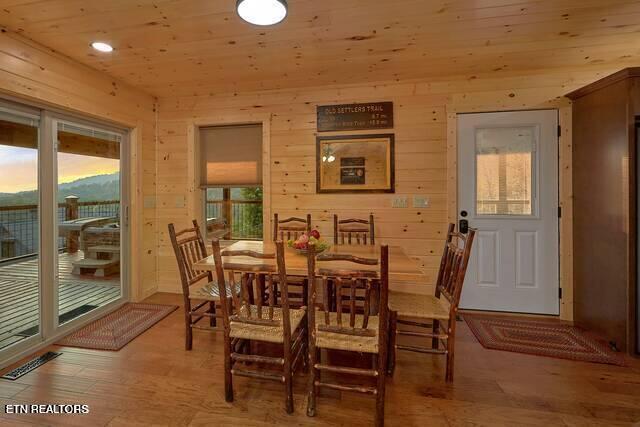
[387,223,475,382]
[333,214,375,245]
[168,220,236,350]
[306,243,389,427]
[273,213,311,241]
[211,239,308,414]
[272,213,312,308]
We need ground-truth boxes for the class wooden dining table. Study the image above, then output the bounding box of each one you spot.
[193,240,427,287]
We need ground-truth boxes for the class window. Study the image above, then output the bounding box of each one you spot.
[475,126,535,216]
[200,124,263,240]
[205,187,263,240]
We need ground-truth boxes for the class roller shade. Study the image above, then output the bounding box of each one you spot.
[200,124,263,187]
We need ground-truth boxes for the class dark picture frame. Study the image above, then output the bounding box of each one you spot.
[316,133,395,193]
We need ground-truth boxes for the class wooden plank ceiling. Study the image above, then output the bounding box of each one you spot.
[1,0,640,97]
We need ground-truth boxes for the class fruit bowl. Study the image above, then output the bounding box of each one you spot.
[287,230,330,255]
[287,240,330,255]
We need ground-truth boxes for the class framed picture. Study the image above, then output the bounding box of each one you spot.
[316,133,395,193]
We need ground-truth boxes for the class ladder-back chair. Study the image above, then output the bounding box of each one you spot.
[387,223,475,382]
[333,214,375,245]
[271,213,312,308]
[168,220,234,350]
[211,239,308,414]
[273,213,311,241]
[306,244,389,427]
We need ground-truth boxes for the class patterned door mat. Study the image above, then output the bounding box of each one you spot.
[56,303,178,351]
[464,313,625,366]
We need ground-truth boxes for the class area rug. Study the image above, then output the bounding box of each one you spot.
[464,313,625,366]
[56,303,178,351]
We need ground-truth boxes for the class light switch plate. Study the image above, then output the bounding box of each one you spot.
[413,195,429,208]
[392,196,408,208]
[175,195,186,208]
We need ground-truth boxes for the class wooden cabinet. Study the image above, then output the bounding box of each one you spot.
[567,68,640,355]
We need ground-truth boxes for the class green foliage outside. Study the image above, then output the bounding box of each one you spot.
[235,187,263,239]
[206,187,263,240]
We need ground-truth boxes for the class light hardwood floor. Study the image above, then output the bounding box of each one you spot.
[1,292,639,426]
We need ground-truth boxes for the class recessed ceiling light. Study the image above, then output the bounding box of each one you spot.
[236,0,287,26]
[91,42,114,53]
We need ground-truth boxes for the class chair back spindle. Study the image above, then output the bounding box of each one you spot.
[212,239,293,331]
[273,213,312,241]
[307,245,387,339]
[435,225,476,311]
[168,220,212,296]
[333,214,375,245]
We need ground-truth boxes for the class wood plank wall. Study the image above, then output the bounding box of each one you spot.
[0,30,158,301]
[156,65,625,320]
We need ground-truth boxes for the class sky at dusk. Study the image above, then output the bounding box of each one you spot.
[0,146,119,193]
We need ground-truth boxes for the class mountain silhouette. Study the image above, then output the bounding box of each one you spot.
[0,172,120,206]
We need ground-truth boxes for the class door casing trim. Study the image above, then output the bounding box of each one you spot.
[447,104,573,321]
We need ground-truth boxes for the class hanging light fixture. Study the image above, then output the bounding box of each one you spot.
[236,0,288,26]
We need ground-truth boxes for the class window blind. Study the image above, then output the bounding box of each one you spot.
[200,124,263,187]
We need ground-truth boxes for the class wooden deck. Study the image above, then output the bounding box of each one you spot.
[0,252,120,350]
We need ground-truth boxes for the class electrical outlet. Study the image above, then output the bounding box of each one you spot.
[413,195,429,208]
[175,195,186,208]
[392,196,408,208]
[143,196,156,209]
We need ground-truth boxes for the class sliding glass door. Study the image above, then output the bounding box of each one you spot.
[55,120,125,326]
[0,99,129,364]
[0,103,41,352]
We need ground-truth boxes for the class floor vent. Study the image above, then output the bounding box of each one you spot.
[1,351,61,381]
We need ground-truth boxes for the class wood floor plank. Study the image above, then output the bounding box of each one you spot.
[1,292,638,426]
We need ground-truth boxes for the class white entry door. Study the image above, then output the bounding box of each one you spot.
[457,110,559,315]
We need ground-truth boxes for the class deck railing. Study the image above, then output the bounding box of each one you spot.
[0,198,119,260]
[206,200,262,240]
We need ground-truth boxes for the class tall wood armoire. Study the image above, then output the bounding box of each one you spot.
[567,68,639,355]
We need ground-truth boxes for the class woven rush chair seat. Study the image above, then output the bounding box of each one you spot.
[230,305,307,344]
[314,310,379,353]
[387,224,476,383]
[388,290,450,320]
[306,244,389,426]
[189,281,241,302]
[212,239,308,414]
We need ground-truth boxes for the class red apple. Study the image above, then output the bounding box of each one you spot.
[310,229,320,239]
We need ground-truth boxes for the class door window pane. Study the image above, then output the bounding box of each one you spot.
[0,108,40,350]
[475,127,535,215]
[56,122,122,325]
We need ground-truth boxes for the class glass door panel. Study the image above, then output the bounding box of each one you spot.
[0,107,41,351]
[475,126,535,216]
[55,121,122,325]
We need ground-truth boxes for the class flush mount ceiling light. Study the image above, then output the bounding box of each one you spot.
[236,0,287,26]
[91,42,114,53]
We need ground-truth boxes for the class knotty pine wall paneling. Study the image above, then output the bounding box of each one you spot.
[157,66,632,320]
[0,30,158,301]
